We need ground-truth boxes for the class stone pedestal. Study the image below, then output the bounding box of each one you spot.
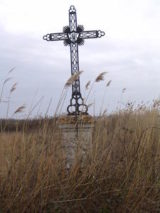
[58,115,94,168]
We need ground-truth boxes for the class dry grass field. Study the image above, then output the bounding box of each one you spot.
[0,72,160,212]
[1,106,160,212]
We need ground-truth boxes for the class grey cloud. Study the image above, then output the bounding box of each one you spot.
[0,26,160,117]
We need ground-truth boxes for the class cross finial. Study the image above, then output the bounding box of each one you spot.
[69,5,76,13]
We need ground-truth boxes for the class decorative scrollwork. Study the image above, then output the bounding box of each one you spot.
[98,30,105,38]
[67,94,88,115]
[43,34,50,41]
[77,25,84,32]
[69,5,76,13]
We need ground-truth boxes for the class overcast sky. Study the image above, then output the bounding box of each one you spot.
[0,0,160,118]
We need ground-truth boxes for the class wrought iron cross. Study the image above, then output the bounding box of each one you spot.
[43,5,105,115]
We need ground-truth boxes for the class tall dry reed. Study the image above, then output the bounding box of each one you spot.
[1,70,160,212]
[0,107,160,212]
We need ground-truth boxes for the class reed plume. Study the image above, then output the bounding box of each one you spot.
[65,71,83,88]
[85,81,91,90]
[10,83,17,93]
[95,72,107,82]
[122,88,126,93]
[8,67,16,74]
[14,105,26,114]
[106,80,112,87]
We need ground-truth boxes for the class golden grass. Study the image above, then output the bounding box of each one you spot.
[0,108,160,212]
[1,70,160,212]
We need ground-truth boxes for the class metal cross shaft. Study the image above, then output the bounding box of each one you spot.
[43,5,105,115]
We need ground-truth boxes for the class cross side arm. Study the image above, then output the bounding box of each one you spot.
[79,30,105,40]
[43,32,68,41]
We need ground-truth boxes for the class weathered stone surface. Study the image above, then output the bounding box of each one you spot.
[58,116,94,168]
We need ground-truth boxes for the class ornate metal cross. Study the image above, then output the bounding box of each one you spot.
[43,5,105,115]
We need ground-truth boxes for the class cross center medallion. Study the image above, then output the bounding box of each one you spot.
[68,32,79,43]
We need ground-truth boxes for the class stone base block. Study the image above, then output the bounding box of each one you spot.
[58,116,94,168]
